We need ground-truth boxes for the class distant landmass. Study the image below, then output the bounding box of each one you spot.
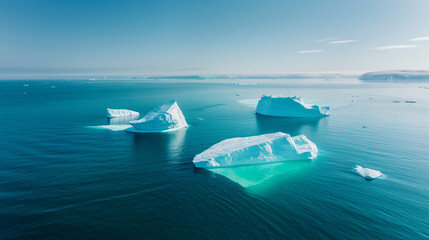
[359,70,429,81]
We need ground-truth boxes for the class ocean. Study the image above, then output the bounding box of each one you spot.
[1,79,428,239]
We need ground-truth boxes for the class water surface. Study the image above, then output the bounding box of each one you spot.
[1,79,428,239]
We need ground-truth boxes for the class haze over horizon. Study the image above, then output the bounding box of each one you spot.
[1,0,429,78]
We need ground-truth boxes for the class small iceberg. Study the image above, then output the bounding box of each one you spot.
[353,165,383,180]
[256,95,330,117]
[127,100,188,133]
[108,114,140,125]
[193,132,317,168]
[106,108,140,118]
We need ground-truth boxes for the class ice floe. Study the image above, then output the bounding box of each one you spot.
[353,165,383,180]
[86,124,132,131]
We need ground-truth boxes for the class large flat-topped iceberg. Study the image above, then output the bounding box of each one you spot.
[128,100,188,133]
[359,70,429,81]
[193,132,317,168]
[256,95,330,117]
[106,108,139,118]
[353,165,383,180]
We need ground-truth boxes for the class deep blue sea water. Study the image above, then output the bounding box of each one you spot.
[1,79,428,240]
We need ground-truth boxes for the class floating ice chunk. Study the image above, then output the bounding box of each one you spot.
[128,100,188,133]
[193,132,317,168]
[86,124,132,131]
[353,165,383,180]
[256,95,330,117]
[106,108,140,118]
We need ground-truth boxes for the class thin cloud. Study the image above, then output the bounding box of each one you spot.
[329,40,357,44]
[297,50,323,54]
[410,36,429,41]
[374,45,417,50]
[313,37,337,43]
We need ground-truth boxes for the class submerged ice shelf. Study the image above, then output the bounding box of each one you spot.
[209,161,311,188]
[193,132,318,168]
[353,165,383,180]
[127,100,188,133]
[106,108,139,118]
[255,95,330,117]
[86,124,132,131]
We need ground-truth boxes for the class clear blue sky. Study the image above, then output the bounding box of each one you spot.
[1,0,428,76]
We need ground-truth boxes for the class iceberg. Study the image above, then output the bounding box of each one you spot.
[127,100,188,133]
[193,132,317,168]
[106,108,139,118]
[108,114,140,125]
[353,165,383,180]
[256,95,330,117]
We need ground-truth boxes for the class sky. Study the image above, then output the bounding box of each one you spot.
[0,0,429,77]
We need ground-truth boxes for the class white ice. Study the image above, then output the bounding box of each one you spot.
[193,132,318,168]
[255,95,330,117]
[353,165,383,180]
[127,100,188,133]
[86,124,132,131]
[106,108,140,118]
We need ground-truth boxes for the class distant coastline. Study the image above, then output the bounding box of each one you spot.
[359,70,429,81]
[2,70,429,82]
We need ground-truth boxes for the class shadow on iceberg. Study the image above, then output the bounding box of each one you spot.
[255,114,326,136]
